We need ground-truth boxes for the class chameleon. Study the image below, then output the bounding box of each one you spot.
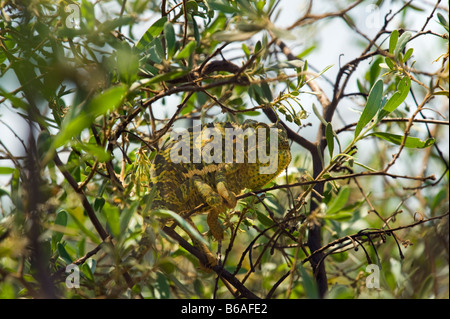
[148,120,291,267]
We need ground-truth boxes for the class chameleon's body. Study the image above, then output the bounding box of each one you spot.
[149,120,291,266]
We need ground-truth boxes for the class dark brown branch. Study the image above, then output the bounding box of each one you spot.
[162,226,260,299]
[303,212,449,265]
[53,154,109,241]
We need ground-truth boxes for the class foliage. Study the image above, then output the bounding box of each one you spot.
[0,0,448,299]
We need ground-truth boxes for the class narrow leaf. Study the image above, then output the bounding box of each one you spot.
[86,84,128,117]
[389,30,399,54]
[355,79,383,138]
[0,167,15,175]
[312,103,327,126]
[136,17,168,51]
[164,21,176,59]
[394,32,412,59]
[382,76,410,114]
[437,13,449,31]
[175,41,196,60]
[213,30,257,42]
[76,142,111,162]
[53,85,127,148]
[57,243,73,264]
[403,48,414,62]
[120,202,138,233]
[326,122,334,159]
[53,210,68,240]
[297,263,319,299]
[327,187,350,215]
[385,57,395,70]
[267,60,304,71]
[371,132,435,148]
[104,206,120,238]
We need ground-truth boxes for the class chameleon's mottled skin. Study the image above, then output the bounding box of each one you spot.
[149,120,291,266]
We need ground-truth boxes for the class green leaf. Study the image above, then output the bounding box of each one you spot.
[76,237,86,258]
[131,70,189,89]
[146,37,164,63]
[76,142,111,162]
[189,13,200,45]
[394,32,412,59]
[67,210,101,245]
[86,85,128,118]
[99,17,134,32]
[297,263,319,299]
[213,30,257,42]
[385,57,395,70]
[155,272,171,299]
[0,86,28,109]
[267,60,304,71]
[185,0,198,13]
[67,151,81,182]
[242,110,261,116]
[326,122,334,159]
[52,210,68,246]
[104,205,120,238]
[0,167,15,175]
[269,26,295,40]
[237,21,265,32]
[175,41,196,60]
[208,2,239,13]
[37,131,53,161]
[312,103,327,126]
[354,79,383,138]
[164,21,176,59]
[323,212,353,221]
[116,48,139,84]
[57,243,73,264]
[120,201,138,233]
[381,76,410,115]
[242,43,250,58]
[297,45,316,59]
[368,57,382,86]
[53,85,127,148]
[403,48,414,62]
[437,13,449,32]
[81,262,95,281]
[256,210,274,227]
[370,132,435,148]
[327,187,350,215]
[260,82,273,102]
[53,113,89,149]
[389,30,399,54]
[136,17,168,51]
[431,188,448,212]
[94,197,106,212]
[81,0,96,30]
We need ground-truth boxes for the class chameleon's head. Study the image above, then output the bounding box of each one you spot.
[241,121,291,190]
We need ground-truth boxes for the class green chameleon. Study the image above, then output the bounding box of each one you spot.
[148,120,291,267]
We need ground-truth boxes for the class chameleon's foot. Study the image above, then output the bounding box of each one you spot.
[217,181,237,208]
